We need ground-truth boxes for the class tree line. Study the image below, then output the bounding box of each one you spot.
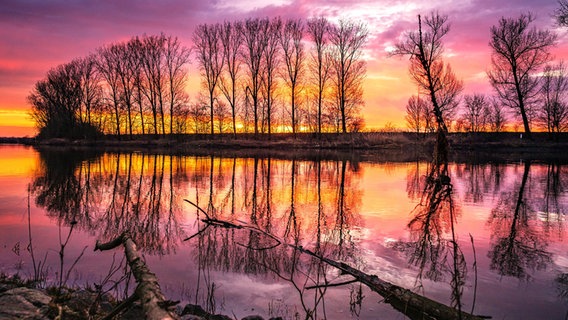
[29,34,192,139]
[28,4,568,140]
[29,17,368,139]
[402,9,566,138]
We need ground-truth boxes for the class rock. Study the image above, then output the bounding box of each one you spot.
[180,303,231,320]
[182,304,208,317]
[181,315,205,320]
[52,288,116,319]
[269,318,284,320]
[242,316,264,320]
[0,287,51,319]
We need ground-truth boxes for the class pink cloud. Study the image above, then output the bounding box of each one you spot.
[1,0,566,133]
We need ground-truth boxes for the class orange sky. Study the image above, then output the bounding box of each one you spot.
[1,0,568,137]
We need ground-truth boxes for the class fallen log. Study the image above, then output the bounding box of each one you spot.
[95,232,179,320]
[295,246,489,320]
[183,201,490,320]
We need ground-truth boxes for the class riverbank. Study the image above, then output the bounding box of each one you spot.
[3,132,568,160]
[0,275,277,320]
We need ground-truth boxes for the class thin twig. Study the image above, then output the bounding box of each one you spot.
[469,233,478,315]
[184,199,210,219]
[306,279,359,290]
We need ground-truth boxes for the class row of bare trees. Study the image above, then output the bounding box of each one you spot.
[193,17,368,137]
[403,11,565,136]
[29,17,368,139]
[30,34,191,139]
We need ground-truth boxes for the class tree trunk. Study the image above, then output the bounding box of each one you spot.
[295,246,487,320]
[95,232,179,320]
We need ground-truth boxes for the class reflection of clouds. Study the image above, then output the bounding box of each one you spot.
[553,255,568,269]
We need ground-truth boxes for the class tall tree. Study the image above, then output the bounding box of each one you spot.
[219,20,243,137]
[328,19,368,133]
[461,93,487,132]
[96,44,123,137]
[193,23,225,135]
[127,37,147,135]
[394,12,463,133]
[241,18,269,136]
[78,55,103,126]
[280,18,305,135]
[540,61,568,134]
[555,0,568,27]
[29,60,101,139]
[262,17,282,137]
[164,35,191,135]
[307,17,332,135]
[488,13,556,139]
[114,42,137,138]
[139,34,168,136]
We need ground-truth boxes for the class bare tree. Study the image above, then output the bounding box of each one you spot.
[78,55,103,127]
[394,12,463,133]
[487,98,507,132]
[405,95,429,135]
[96,44,123,136]
[189,96,209,134]
[328,19,368,133]
[219,21,243,137]
[540,61,568,134]
[164,35,191,135]
[127,37,147,135]
[193,23,225,135]
[262,17,282,137]
[29,59,101,139]
[461,93,487,132]
[139,34,168,136]
[488,13,557,139]
[280,18,305,135]
[307,17,332,135]
[114,42,137,138]
[555,0,568,27]
[241,18,269,135]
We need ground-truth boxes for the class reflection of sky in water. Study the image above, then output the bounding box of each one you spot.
[0,145,567,319]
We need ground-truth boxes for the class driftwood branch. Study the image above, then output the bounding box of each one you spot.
[293,246,490,320]
[182,201,491,320]
[305,279,359,290]
[95,232,180,320]
[183,199,281,249]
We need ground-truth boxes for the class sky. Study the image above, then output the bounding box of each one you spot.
[1,0,568,137]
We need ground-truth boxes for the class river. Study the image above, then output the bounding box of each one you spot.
[0,144,566,319]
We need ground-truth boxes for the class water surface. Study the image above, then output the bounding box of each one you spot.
[0,145,566,319]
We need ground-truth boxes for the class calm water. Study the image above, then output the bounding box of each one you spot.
[0,144,566,319]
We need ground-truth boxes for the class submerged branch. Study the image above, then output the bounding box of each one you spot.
[293,246,489,320]
[181,200,489,320]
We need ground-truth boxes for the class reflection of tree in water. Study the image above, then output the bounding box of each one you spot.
[541,163,567,236]
[487,161,552,280]
[32,149,185,255]
[395,132,468,312]
[185,156,363,318]
[31,148,366,317]
[453,162,504,205]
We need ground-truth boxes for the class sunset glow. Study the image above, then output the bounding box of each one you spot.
[1,0,568,136]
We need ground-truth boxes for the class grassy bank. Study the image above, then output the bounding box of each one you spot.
[3,132,568,160]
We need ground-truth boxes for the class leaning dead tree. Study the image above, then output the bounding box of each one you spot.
[95,232,180,320]
[183,199,488,320]
[295,246,486,320]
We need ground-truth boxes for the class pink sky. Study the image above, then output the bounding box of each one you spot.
[1,0,567,136]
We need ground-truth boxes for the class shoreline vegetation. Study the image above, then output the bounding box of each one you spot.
[2,132,568,157]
